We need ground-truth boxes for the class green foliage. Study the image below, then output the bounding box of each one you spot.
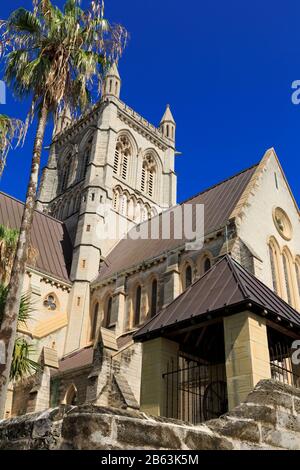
[0,225,19,283]
[1,0,127,122]
[10,338,40,381]
[0,283,40,381]
[0,114,24,175]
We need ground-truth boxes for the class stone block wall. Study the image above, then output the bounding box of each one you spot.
[1,380,300,450]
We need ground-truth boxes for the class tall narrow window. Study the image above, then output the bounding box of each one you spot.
[113,146,120,174]
[283,253,292,305]
[204,257,211,273]
[151,279,158,318]
[141,167,146,192]
[90,303,99,341]
[185,265,192,289]
[82,137,93,179]
[134,285,142,326]
[105,296,113,328]
[113,189,120,210]
[141,154,156,198]
[62,154,71,190]
[269,246,279,294]
[114,135,132,180]
[120,194,127,215]
[296,262,300,298]
[121,153,128,180]
[148,170,154,197]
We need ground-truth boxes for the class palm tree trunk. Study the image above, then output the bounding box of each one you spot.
[0,104,48,418]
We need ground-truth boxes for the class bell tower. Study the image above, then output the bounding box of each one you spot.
[37,62,178,353]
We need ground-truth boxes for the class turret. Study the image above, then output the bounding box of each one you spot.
[160,104,176,142]
[102,62,121,99]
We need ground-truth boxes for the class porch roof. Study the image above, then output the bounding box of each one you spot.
[134,255,300,341]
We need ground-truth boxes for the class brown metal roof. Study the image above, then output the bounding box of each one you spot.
[134,255,300,341]
[58,346,94,372]
[94,164,258,283]
[0,191,72,282]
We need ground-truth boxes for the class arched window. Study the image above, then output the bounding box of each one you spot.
[185,265,192,289]
[61,154,72,191]
[269,245,279,294]
[81,137,93,180]
[296,260,300,299]
[269,239,281,296]
[150,279,158,318]
[113,135,132,180]
[105,296,113,328]
[90,302,99,341]
[120,193,128,216]
[127,197,135,219]
[141,154,156,198]
[75,192,81,212]
[204,257,211,273]
[64,384,77,405]
[282,251,293,306]
[113,188,120,211]
[134,285,142,326]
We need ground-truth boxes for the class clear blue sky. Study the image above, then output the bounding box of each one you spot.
[1,0,300,205]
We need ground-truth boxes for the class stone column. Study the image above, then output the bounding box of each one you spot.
[140,337,179,417]
[27,367,51,414]
[224,311,271,410]
[163,253,181,307]
[4,383,14,419]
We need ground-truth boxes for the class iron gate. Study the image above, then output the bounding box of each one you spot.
[162,355,228,424]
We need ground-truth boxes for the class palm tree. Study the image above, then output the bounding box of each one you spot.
[0,0,127,416]
[0,224,39,285]
[0,114,25,176]
[0,284,39,381]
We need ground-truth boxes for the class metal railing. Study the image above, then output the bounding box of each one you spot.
[162,355,228,425]
[269,342,300,388]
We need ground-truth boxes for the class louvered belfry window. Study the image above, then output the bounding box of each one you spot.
[141,154,156,198]
[113,135,131,180]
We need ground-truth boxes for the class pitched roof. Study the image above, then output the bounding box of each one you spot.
[58,346,93,373]
[134,255,300,341]
[160,104,175,123]
[0,191,72,282]
[94,163,258,283]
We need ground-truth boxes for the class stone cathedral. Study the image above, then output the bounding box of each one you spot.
[1,63,300,421]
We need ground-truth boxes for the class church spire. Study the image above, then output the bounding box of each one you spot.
[160,104,176,141]
[102,62,121,99]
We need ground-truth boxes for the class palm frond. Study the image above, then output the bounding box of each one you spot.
[0,283,33,327]
[1,0,127,122]
[8,8,42,35]
[10,338,40,381]
[0,114,25,175]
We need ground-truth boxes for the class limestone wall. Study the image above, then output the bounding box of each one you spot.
[1,380,300,450]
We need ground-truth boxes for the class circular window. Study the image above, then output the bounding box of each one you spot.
[43,294,57,311]
[273,207,293,241]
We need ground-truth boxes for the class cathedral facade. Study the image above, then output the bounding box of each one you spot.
[1,64,300,419]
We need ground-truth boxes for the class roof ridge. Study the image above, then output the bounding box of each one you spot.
[179,162,259,205]
[226,255,250,300]
[0,191,65,225]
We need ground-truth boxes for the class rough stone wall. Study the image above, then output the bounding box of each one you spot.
[1,380,300,450]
